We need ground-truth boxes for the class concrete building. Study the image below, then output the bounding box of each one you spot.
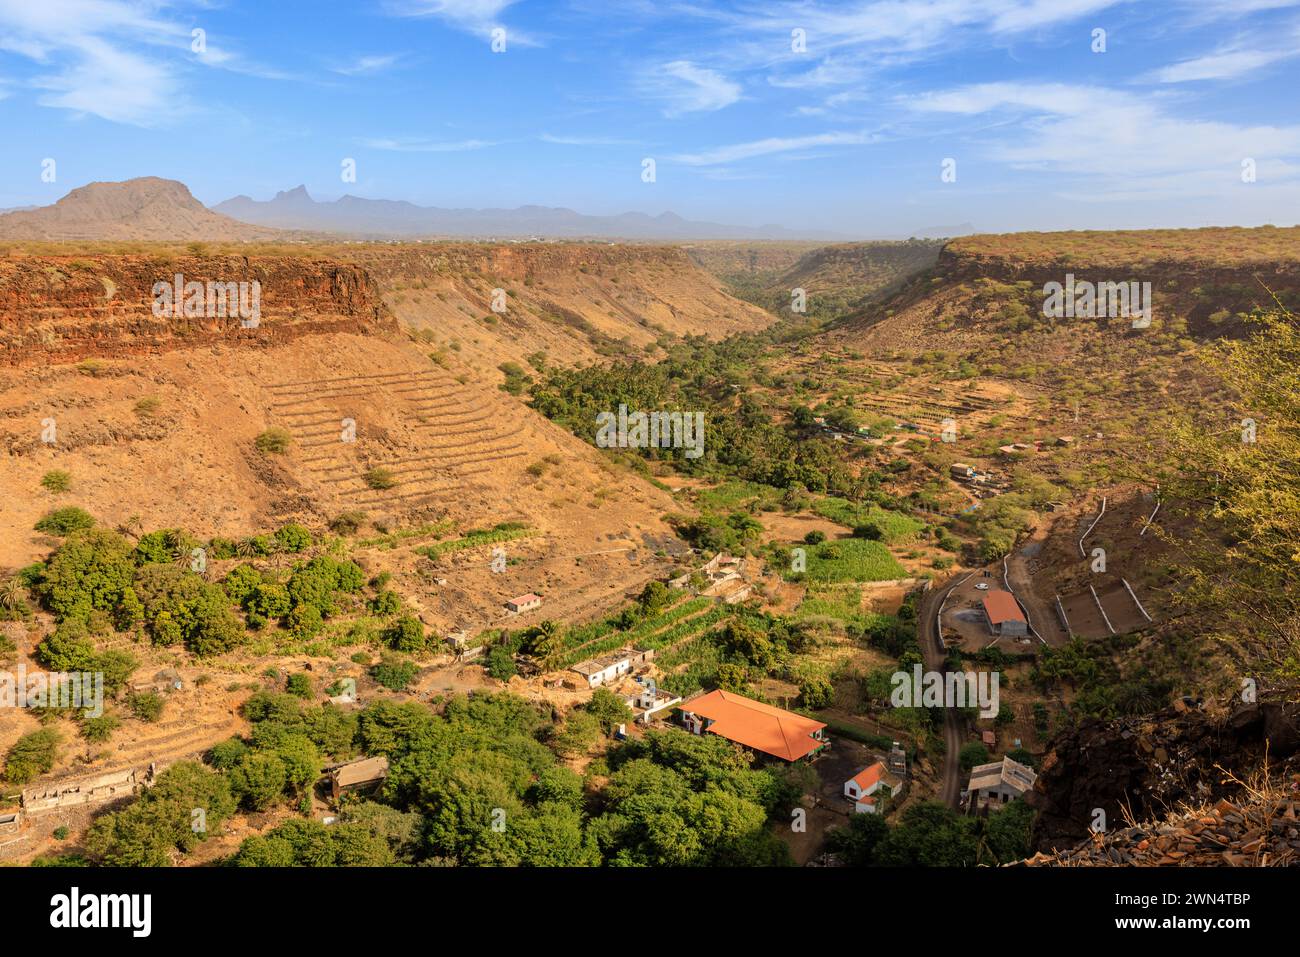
[327,755,390,801]
[624,679,683,723]
[966,756,1037,812]
[505,593,543,614]
[21,765,151,817]
[982,589,1028,637]
[570,649,652,689]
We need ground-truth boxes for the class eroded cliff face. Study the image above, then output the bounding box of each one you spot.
[0,255,394,365]
[341,241,776,368]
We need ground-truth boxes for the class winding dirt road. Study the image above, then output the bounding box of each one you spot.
[918,575,966,809]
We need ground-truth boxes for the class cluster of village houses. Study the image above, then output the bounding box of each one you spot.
[345,549,1036,813]
[2,552,1037,852]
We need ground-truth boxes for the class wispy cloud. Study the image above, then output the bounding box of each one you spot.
[383,0,538,45]
[641,60,741,117]
[767,57,866,89]
[0,0,188,125]
[332,53,405,76]
[670,131,875,166]
[905,80,1300,197]
[361,136,499,152]
[540,132,641,146]
[193,42,302,82]
[1148,46,1297,82]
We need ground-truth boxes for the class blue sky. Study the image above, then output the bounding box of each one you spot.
[1,0,1299,236]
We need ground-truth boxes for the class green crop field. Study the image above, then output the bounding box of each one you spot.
[809,496,924,544]
[791,538,907,583]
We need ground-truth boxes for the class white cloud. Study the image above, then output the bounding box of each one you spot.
[905,81,1300,198]
[670,131,874,166]
[0,0,188,125]
[1149,47,1295,82]
[333,54,405,76]
[643,60,741,117]
[540,132,640,146]
[767,57,866,89]
[361,136,498,152]
[384,0,537,44]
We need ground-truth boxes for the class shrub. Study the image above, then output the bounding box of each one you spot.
[134,565,245,656]
[371,656,417,691]
[82,714,122,743]
[255,428,292,454]
[222,564,263,604]
[958,742,990,771]
[34,507,96,536]
[370,590,401,617]
[328,511,368,535]
[229,752,289,810]
[852,522,884,541]
[364,467,399,490]
[287,603,323,640]
[40,528,134,623]
[803,530,826,545]
[128,691,166,723]
[485,643,518,681]
[248,582,291,620]
[4,728,61,784]
[274,523,312,553]
[209,737,250,770]
[40,470,71,493]
[799,676,835,709]
[285,673,313,699]
[384,615,426,653]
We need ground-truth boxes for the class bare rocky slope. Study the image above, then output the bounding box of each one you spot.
[0,178,280,242]
[0,247,730,634]
[339,242,776,369]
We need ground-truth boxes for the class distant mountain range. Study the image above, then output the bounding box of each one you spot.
[212,186,848,240]
[0,177,974,243]
[0,178,278,241]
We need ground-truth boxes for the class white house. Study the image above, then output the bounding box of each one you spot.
[844,761,902,814]
[623,679,683,723]
[505,593,542,614]
[570,649,653,689]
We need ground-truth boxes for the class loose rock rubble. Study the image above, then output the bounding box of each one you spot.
[1024,777,1300,866]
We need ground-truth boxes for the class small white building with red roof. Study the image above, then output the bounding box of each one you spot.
[845,761,903,814]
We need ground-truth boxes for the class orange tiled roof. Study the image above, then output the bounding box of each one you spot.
[982,589,1025,625]
[849,762,886,791]
[683,689,826,761]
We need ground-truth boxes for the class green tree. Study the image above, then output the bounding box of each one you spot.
[3,728,61,784]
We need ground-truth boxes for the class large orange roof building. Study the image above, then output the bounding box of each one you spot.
[679,689,827,761]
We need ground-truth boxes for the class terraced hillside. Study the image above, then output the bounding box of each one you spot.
[0,250,698,624]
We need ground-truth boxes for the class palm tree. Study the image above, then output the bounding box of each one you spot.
[525,619,562,658]
[0,578,28,613]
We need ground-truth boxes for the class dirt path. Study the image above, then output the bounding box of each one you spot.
[1005,531,1067,646]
